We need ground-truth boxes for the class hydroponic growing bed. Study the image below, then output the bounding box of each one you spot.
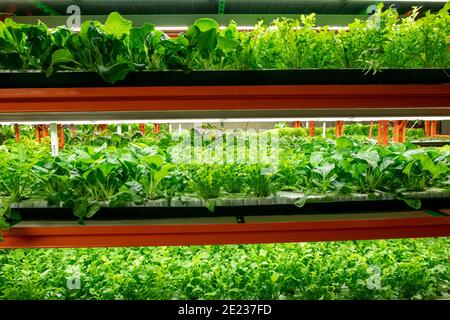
[1,127,449,247]
[0,7,449,84]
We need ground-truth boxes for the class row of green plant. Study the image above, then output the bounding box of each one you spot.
[274,123,427,140]
[0,130,448,226]
[1,238,448,300]
[0,123,429,146]
[1,4,449,83]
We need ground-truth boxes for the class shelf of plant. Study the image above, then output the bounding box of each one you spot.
[1,209,449,248]
[5,190,450,220]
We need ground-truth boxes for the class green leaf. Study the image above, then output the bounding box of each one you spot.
[336,137,353,149]
[79,20,103,45]
[403,198,421,210]
[205,199,215,212]
[194,18,219,33]
[73,199,88,218]
[0,218,9,230]
[50,49,74,65]
[217,27,239,53]
[0,38,18,54]
[46,49,76,77]
[355,150,379,168]
[294,195,308,208]
[97,62,132,84]
[197,28,218,52]
[129,23,155,49]
[104,12,133,39]
[86,203,101,218]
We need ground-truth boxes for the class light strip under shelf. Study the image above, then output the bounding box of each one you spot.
[1,116,449,126]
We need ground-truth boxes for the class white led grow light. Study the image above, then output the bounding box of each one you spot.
[1,116,449,126]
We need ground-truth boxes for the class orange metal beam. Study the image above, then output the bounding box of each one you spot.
[378,120,390,145]
[1,213,449,248]
[292,121,301,128]
[393,120,408,143]
[335,121,344,138]
[58,124,65,148]
[13,123,20,142]
[42,124,49,138]
[309,121,315,137]
[0,85,449,113]
[139,123,146,135]
[35,125,41,143]
[424,120,438,137]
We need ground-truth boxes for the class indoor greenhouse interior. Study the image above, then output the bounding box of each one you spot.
[0,0,449,303]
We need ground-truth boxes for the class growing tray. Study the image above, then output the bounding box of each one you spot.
[6,189,449,221]
[411,139,450,147]
[0,69,449,88]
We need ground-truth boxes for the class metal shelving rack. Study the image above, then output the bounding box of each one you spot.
[0,83,449,248]
[0,0,449,248]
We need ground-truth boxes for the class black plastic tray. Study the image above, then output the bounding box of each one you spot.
[14,197,449,221]
[0,69,449,88]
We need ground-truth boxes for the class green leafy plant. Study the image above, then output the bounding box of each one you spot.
[1,7,449,83]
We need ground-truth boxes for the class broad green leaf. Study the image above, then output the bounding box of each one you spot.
[403,198,421,210]
[197,28,218,52]
[314,162,335,177]
[129,23,155,49]
[355,150,379,168]
[79,20,103,45]
[194,18,219,33]
[46,49,76,77]
[73,199,88,218]
[336,137,353,149]
[104,12,132,39]
[97,62,132,84]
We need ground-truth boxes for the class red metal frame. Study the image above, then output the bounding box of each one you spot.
[292,121,301,128]
[42,124,48,138]
[335,121,344,138]
[393,120,408,143]
[35,125,41,142]
[139,123,146,135]
[13,123,20,142]
[1,211,449,248]
[378,120,390,145]
[309,121,315,137]
[0,85,449,113]
[57,124,65,148]
[425,120,438,137]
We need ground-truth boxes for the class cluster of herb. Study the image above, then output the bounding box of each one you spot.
[0,4,449,83]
